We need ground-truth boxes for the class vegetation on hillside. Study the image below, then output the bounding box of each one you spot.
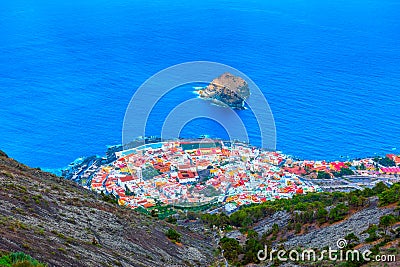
[201,182,400,266]
[0,251,45,267]
[165,228,181,243]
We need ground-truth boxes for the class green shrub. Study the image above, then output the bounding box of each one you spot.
[165,216,177,224]
[0,252,45,267]
[219,237,241,264]
[379,184,400,206]
[165,228,181,243]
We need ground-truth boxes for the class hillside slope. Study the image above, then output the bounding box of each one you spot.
[202,182,400,266]
[0,151,215,267]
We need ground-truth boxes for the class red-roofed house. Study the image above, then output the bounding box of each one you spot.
[387,154,400,165]
[177,170,198,184]
[118,175,135,187]
[330,162,346,171]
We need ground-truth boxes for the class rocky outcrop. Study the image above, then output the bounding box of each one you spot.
[0,151,215,267]
[0,151,8,158]
[253,211,291,236]
[199,72,250,109]
[282,205,395,250]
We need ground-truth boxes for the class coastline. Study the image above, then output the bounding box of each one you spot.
[59,137,400,214]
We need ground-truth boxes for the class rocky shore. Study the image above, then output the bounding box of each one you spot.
[198,72,250,109]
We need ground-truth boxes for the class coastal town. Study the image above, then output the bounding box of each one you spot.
[62,139,400,214]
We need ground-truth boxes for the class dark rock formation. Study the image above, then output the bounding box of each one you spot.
[199,72,250,109]
[0,150,8,158]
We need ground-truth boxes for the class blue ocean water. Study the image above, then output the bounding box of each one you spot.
[0,0,399,169]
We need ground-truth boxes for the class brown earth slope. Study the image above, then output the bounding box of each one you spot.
[0,151,216,267]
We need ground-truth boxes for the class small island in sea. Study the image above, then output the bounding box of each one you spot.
[196,72,250,109]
